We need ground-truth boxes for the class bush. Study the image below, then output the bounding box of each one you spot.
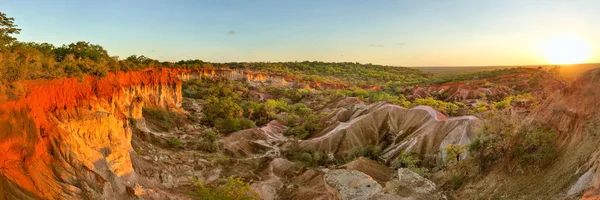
[445,144,466,164]
[469,111,558,171]
[412,97,460,116]
[344,145,383,163]
[283,144,337,167]
[284,125,309,139]
[397,151,426,176]
[300,152,313,164]
[514,93,536,101]
[492,96,513,110]
[513,126,557,166]
[215,117,256,134]
[167,138,183,148]
[468,111,517,171]
[264,99,288,117]
[203,97,244,125]
[470,101,489,113]
[198,131,220,153]
[281,110,324,139]
[186,177,259,200]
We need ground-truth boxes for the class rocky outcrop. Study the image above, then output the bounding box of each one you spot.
[324,169,382,200]
[340,157,393,185]
[282,169,341,200]
[0,68,182,199]
[298,102,482,164]
[221,120,287,158]
[381,168,446,200]
[323,167,445,200]
[454,67,600,199]
[177,68,352,89]
[251,158,295,200]
[527,68,600,198]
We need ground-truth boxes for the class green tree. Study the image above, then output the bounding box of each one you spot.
[54,41,109,62]
[0,12,21,48]
[445,144,466,163]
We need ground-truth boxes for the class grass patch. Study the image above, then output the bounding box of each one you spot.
[142,107,181,131]
[186,177,259,200]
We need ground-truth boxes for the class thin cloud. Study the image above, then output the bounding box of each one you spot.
[369,44,384,47]
[228,30,236,35]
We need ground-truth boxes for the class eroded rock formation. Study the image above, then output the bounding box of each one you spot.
[405,68,565,102]
[298,102,482,164]
[528,68,600,198]
[0,68,182,199]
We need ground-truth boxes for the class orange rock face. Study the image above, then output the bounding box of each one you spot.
[0,68,182,199]
[0,67,384,199]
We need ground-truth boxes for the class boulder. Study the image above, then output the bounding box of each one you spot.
[382,168,446,200]
[324,169,382,200]
[341,157,393,185]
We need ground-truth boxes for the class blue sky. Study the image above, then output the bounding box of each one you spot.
[2,0,599,66]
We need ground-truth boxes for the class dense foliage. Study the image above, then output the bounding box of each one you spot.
[468,111,558,171]
[218,61,430,85]
[420,67,537,86]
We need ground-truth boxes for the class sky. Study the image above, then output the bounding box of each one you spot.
[2,0,600,66]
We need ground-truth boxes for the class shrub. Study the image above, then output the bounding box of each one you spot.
[468,111,517,171]
[283,114,298,126]
[167,138,183,148]
[215,117,256,134]
[397,151,426,176]
[300,152,313,164]
[203,97,244,125]
[281,111,323,139]
[492,96,513,110]
[445,144,466,164]
[198,131,219,153]
[344,145,383,163]
[284,125,309,139]
[468,135,503,171]
[469,111,558,171]
[294,106,312,117]
[283,144,337,167]
[412,97,459,115]
[513,126,557,166]
[186,177,259,200]
[264,99,288,117]
[470,101,489,113]
[514,93,536,102]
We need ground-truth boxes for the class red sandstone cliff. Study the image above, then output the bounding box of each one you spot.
[0,68,182,199]
[0,67,358,199]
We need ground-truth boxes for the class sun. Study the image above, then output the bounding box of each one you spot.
[543,36,591,65]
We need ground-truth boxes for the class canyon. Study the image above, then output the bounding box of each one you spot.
[0,66,597,199]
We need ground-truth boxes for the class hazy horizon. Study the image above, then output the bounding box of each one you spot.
[2,0,599,66]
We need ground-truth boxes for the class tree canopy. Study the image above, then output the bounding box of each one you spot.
[0,12,20,47]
